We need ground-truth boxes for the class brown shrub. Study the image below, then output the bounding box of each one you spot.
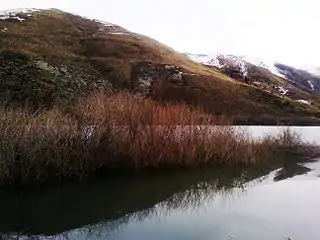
[0,93,312,185]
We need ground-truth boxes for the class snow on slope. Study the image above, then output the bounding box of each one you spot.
[187,53,224,68]
[187,53,320,94]
[187,53,219,66]
[72,13,131,35]
[308,80,315,91]
[242,56,286,79]
[0,8,131,36]
[94,19,127,34]
[0,8,40,21]
[186,53,285,79]
[187,53,248,76]
[223,55,248,77]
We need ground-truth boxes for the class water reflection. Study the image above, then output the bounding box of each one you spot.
[0,161,314,240]
[274,164,312,182]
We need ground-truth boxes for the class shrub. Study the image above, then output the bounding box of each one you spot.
[0,93,314,185]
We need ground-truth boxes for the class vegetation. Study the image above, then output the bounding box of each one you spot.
[0,92,315,185]
[150,75,320,124]
[0,9,318,185]
[1,9,320,123]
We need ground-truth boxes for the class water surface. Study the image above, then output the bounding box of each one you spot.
[247,126,320,144]
[0,126,319,240]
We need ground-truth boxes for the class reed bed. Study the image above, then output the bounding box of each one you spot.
[0,93,313,184]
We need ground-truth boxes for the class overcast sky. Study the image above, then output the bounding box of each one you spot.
[1,0,319,67]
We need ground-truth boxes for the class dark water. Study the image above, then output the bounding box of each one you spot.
[0,162,319,240]
[0,127,319,240]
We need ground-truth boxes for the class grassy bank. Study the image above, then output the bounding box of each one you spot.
[0,93,316,185]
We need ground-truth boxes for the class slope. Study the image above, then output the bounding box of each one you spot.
[1,9,320,124]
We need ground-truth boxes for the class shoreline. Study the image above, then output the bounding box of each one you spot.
[0,93,319,186]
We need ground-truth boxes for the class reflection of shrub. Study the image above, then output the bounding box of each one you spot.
[0,93,315,185]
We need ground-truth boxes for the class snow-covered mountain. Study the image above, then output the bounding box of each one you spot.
[185,53,320,93]
[275,63,320,92]
[186,53,285,78]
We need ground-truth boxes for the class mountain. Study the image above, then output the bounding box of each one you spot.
[275,63,320,92]
[1,8,320,124]
[186,53,320,100]
[186,53,287,79]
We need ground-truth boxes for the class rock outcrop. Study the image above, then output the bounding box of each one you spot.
[0,50,111,107]
[131,62,184,98]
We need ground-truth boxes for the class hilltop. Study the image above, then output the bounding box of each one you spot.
[1,8,320,124]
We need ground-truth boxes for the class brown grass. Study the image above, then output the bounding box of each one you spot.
[2,9,320,121]
[0,93,313,185]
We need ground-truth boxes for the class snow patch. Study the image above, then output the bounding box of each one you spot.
[187,54,217,66]
[187,53,225,68]
[94,19,130,35]
[186,53,248,76]
[297,100,311,105]
[94,19,115,27]
[224,55,248,77]
[308,80,315,91]
[108,32,130,35]
[207,57,222,68]
[61,12,132,36]
[0,8,39,21]
[242,56,286,79]
[253,81,262,86]
[275,86,289,95]
[0,28,8,32]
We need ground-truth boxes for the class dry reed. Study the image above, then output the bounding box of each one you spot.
[0,93,311,185]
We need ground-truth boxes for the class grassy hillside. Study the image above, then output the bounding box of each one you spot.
[1,9,320,123]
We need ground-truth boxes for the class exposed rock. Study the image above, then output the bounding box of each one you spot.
[172,71,183,82]
[0,50,112,107]
[131,62,185,97]
[34,60,60,74]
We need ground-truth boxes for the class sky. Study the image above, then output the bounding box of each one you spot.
[1,0,319,67]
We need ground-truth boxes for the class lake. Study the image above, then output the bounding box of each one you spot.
[247,126,320,144]
[0,126,319,240]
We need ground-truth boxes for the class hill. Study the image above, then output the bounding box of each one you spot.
[186,53,320,98]
[1,8,320,124]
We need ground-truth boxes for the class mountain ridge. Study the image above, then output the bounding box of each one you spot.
[186,52,320,93]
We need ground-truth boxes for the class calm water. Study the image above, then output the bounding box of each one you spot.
[247,126,320,144]
[0,127,319,240]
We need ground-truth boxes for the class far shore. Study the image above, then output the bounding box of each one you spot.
[233,117,320,126]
